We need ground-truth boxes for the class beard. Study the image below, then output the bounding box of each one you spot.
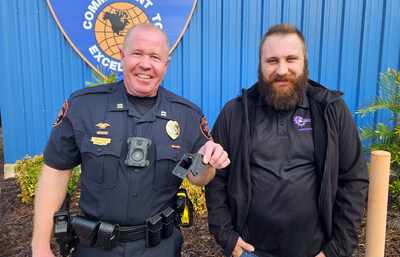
[258,65,309,111]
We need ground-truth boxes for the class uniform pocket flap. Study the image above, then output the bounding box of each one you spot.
[156,144,188,163]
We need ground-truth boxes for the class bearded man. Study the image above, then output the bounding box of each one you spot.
[205,23,368,257]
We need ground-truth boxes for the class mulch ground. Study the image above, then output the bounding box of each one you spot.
[0,125,399,256]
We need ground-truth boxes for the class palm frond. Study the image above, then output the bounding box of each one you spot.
[358,68,400,182]
[356,96,391,117]
[356,68,400,117]
[359,125,378,140]
[85,67,119,86]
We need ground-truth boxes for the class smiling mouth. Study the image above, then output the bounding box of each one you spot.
[137,74,151,79]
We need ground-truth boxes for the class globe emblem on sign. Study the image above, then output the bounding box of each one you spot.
[94,2,149,60]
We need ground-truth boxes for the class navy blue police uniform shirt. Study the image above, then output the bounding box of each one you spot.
[43,80,211,226]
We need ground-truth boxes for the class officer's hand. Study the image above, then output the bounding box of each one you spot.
[315,251,326,257]
[198,141,230,169]
[232,236,255,257]
[32,247,55,257]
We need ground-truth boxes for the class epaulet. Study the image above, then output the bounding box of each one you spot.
[69,81,121,99]
[160,87,203,114]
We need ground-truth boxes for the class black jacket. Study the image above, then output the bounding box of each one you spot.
[205,80,369,257]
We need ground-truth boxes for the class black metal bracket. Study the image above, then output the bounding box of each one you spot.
[172,153,210,179]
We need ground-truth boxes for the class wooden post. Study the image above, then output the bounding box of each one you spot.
[365,150,391,257]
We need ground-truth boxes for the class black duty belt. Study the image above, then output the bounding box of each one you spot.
[71,207,175,250]
[118,224,146,242]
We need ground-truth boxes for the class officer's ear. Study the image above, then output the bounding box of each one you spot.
[119,47,125,67]
[164,56,171,74]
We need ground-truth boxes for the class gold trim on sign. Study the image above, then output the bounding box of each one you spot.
[46,0,106,79]
[168,0,198,54]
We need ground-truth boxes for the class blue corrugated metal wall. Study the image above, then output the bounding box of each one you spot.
[1,0,400,164]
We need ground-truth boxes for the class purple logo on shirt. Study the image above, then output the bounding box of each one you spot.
[293,116,312,131]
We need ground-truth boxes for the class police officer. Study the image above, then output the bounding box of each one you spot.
[31,23,230,257]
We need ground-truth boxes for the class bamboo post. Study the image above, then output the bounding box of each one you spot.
[365,150,391,257]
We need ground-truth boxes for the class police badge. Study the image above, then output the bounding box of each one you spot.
[166,120,180,140]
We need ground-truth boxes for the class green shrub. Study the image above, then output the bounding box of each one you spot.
[14,154,80,205]
[389,180,400,209]
[68,166,81,195]
[357,68,400,208]
[181,178,207,215]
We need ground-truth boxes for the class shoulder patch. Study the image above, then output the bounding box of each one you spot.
[200,116,213,140]
[53,100,68,127]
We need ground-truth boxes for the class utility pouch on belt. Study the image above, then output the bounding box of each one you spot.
[72,216,119,250]
[160,207,175,239]
[146,214,163,247]
[175,188,194,227]
[145,207,175,247]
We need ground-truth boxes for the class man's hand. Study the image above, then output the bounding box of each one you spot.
[187,141,230,186]
[198,141,230,169]
[315,251,326,257]
[232,236,255,257]
[32,247,55,257]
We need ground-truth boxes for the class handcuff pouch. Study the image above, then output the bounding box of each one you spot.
[71,216,100,247]
[96,221,120,250]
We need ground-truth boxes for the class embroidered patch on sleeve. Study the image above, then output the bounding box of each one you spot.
[200,116,213,141]
[53,100,68,127]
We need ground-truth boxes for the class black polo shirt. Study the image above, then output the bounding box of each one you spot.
[244,95,325,257]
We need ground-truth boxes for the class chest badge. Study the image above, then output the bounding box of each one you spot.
[166,120,180,140]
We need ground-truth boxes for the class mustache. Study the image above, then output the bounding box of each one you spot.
[267,73,297,83]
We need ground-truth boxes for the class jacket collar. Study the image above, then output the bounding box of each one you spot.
[306,79,343,104]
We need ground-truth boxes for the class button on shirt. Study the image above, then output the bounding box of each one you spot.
[43,81,208,227]
[245,95,325,257]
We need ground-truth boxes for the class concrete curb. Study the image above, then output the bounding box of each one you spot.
[4,164,16,179]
